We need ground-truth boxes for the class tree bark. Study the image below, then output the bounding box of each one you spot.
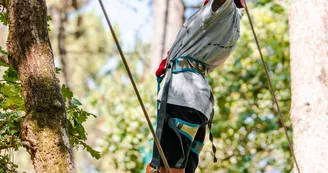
[6,0,76,172]
[289,0,328,172]
[151,0,184,71]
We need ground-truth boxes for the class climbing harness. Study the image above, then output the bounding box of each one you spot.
[97,1,172,173]
[152,55,218,170]
[244,1,301,173]
[172,56,209,76]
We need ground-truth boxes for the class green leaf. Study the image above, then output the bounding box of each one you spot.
[61,84,73,102]
[80,141,101,159]
[3,67,19,82]
[270,4,284,14]
[77,112,88,123]
[47,23,51,31]
[55,67,62,74]
[47,15,52,21]
[47,15,52,31]
[0,12,9,26]
[0,46,9,56]
[256,0,273,6]
[91,99,98,106]
[71,98,82,105]
[0,60,9,67]
[0,85,14,97]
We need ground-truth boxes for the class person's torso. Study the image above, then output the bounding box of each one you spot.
[158,0,242,119]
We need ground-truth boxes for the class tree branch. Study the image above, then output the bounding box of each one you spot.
[0,145,13,150]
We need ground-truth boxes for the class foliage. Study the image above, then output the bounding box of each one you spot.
[62,85,101,159]
[199,1,292,172]
[47,15,52,31]
[45,4,113,172]
[49,10,113,96]
[0,46,9,56]
[0,10,8,26]
[0,1,103,172]
[0,64,99,172]
[0,65,24,172]
[0,154,18,173]
[84,42,154,173]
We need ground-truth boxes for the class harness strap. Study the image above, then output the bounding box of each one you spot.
[172,56,209,76]
[207,110,218,162]
[150,60,174,168]
[167,117,186,167]
[191,140,204,155]
[201,93,217,162]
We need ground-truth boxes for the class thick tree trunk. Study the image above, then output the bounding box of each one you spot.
[151,0,184,71]
[6,0,75,172]
[289,0,328,172]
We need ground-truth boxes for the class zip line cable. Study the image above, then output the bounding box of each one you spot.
[97,0,172,172]
[244,1,301,173]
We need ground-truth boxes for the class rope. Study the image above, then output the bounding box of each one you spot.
[244,1,301,173]
[97,1,172,172]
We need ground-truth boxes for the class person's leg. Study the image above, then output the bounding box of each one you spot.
[158,104,206,173]
[159,113,190,171]
[185,125,206,173]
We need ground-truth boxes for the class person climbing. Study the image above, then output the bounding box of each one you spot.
[147,0,245,172]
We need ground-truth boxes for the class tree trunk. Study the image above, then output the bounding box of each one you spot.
[6,0,76,172]
[151,0,184,71]
[289,0,328,172]
[57,1,72,89]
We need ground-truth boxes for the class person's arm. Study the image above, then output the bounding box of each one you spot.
[212,0,227,12]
